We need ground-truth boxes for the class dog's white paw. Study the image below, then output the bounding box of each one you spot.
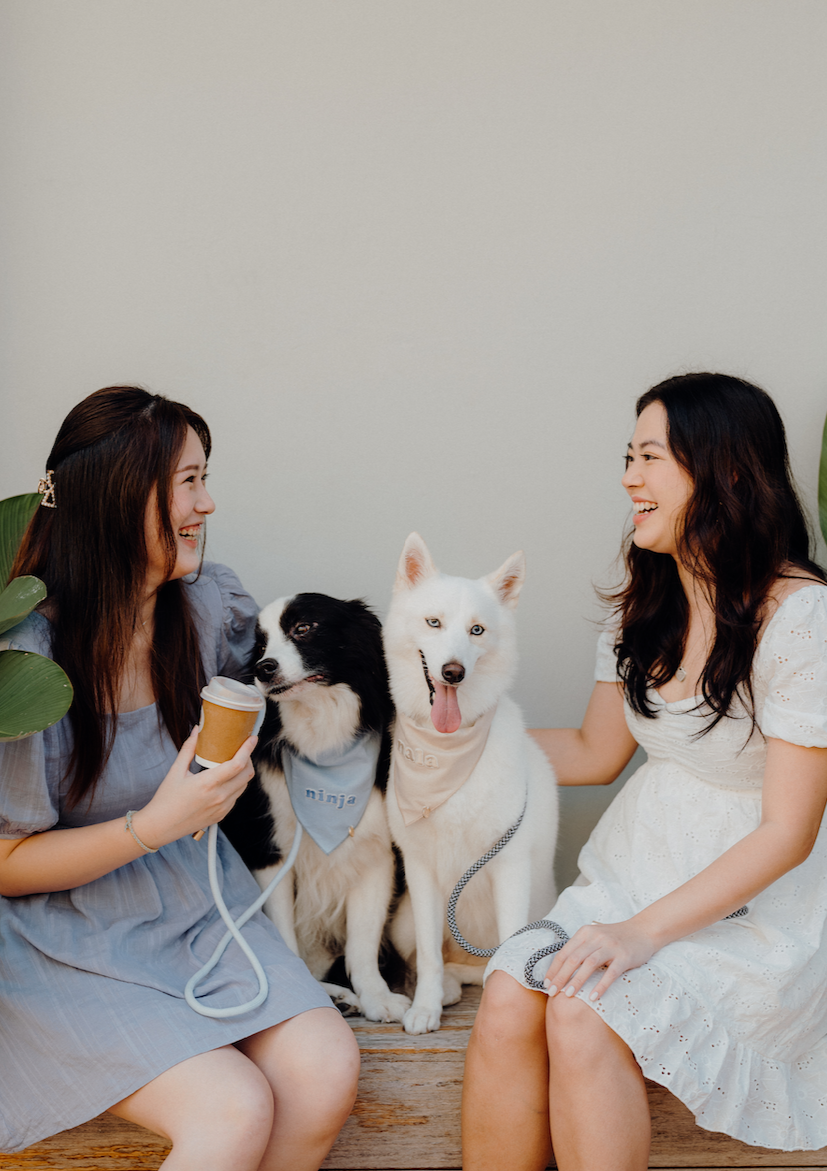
[441,971,462,1006]
[403,1003,443,1034]
[359,990,412,1023]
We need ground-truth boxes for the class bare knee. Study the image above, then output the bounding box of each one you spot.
[215,1067,275,1143]
[472,972,548,1052]
[310,1011,361,1117]
[111,1048,275,1167]
[242,1007,360,1124]
[546,994,627,1074]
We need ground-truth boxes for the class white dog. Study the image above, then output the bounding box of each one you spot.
[384,533,558,1034]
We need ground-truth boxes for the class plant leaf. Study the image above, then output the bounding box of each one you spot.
[0,577,47,635]
[0,649,73,740]
[0,493,40,587]
[820,412,827,548]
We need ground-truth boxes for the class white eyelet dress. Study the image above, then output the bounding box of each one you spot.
[0,564,332,1154]
[485,584,827,1151]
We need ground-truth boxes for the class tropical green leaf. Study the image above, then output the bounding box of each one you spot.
[0,649,73,740]
[0,576,47,636]
[820,412,827,548]
[0,493,40,587]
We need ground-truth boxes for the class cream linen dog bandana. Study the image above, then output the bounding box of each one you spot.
[392,707,496,826]
[282,733,380,854]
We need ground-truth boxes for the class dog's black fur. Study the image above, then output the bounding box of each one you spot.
[221,592,394,870]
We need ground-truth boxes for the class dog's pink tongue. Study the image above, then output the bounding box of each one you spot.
[431,682,462,733]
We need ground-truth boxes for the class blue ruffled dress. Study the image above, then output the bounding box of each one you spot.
[0,563,331,1153]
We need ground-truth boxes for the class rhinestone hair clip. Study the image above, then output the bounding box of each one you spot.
[37,470,56,509]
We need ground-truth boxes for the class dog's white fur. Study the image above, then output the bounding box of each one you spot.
[253,598,410,1023]
[385,534,559,1034]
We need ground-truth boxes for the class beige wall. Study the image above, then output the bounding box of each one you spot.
[3,1,827,884]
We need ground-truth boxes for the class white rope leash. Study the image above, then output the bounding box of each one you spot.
[184,820,303,1018]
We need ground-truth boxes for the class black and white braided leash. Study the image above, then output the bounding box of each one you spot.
[419,649,436,705]
[517,904,750,990]
[445,795,750,979]
[446,800,527,958]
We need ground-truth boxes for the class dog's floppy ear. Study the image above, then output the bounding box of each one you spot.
[484,550,526,609]
[395,532,438,592]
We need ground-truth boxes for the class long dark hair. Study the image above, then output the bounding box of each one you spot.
[11,386,212,806]
[610,372,825,729]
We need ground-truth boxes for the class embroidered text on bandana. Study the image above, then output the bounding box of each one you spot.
[283,733,380,854]
[392,707,496,826]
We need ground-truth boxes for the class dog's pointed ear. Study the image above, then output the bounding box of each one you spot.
[484,551,526,609]
[395,532,438,592]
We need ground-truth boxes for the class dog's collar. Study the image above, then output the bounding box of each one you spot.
[392,707,497,826]
[282,733,380,854]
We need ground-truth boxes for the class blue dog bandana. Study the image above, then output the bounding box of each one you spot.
[282,733,381,854]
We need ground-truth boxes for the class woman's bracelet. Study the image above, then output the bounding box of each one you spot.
[125,810,160,853]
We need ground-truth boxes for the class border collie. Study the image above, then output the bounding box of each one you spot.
[384,534,559,1034]
[221,592,410,1023]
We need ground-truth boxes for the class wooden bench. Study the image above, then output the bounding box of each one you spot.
[2,988,825,1170]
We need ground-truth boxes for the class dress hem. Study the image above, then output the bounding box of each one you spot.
[575,965,827,1154]
[0,994,335,1154]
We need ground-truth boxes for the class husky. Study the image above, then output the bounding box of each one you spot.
[384,533,558,1034]
[221,592,410,1023]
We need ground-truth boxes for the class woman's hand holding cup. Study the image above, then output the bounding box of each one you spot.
[129,677,264,849]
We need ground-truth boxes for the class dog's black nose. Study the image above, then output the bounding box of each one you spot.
[255,658,279,682]
[442,662,465,684]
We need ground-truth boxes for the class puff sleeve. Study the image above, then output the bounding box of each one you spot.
[757,585,827,748]
[594,625,620,684]
[184,562,259,682]
[0,616,61,838]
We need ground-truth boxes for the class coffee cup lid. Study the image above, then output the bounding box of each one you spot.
[200,676,265,712]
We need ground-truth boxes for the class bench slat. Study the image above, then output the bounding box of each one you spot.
[3,990,826,1169]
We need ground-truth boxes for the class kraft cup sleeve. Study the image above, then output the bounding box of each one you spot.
[195,702,264,738]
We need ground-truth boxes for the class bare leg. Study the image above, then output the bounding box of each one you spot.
[546,995,650,1171]
[109,1046,274,1170]
[109,1007,359,1171]
[236,1006,360,1171]
[462,972,552,1171]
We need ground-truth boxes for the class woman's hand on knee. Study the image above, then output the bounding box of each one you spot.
[544,920,657,1002]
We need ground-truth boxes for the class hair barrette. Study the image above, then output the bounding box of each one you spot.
[37,470,56,509]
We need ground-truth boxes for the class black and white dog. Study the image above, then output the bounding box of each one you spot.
[221,593,410,1023]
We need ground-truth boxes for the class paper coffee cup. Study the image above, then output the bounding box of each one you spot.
[195,676,265,768]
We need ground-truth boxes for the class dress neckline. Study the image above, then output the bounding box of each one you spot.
[652,582,827,707]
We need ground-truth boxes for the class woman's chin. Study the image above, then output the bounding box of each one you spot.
[169,550,202,581]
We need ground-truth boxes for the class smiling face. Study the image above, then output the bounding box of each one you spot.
[622,401,694,559]
[144,425,214,594]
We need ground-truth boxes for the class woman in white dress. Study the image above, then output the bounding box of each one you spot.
[462,373,827,1169]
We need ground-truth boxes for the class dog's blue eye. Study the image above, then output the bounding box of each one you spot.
[425,618,440,628]
[470,624,485,636]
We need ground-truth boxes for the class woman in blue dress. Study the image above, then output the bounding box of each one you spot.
[0,386,359,1167]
